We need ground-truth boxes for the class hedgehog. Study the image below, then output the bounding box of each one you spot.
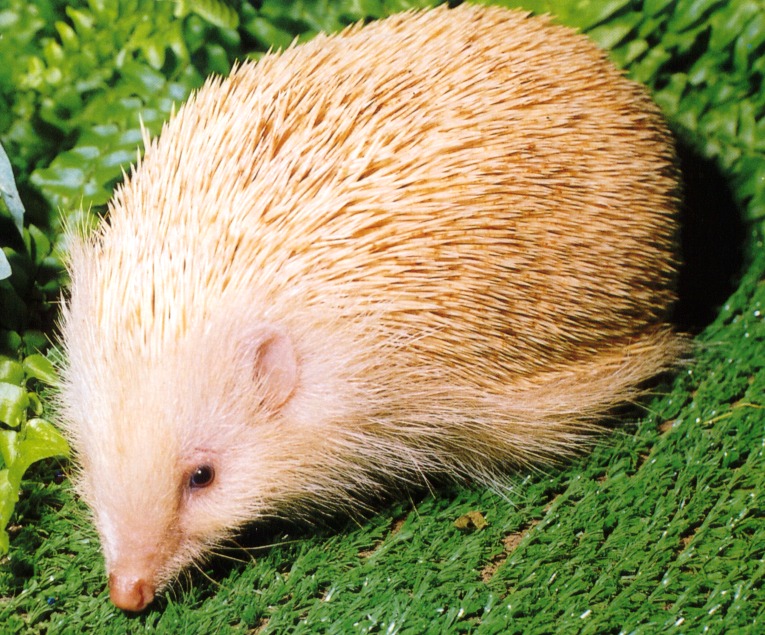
[57,3,683,612]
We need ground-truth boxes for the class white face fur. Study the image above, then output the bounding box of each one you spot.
[66,321,301,610]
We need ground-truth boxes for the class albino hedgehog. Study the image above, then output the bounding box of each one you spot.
[58,3,683,612]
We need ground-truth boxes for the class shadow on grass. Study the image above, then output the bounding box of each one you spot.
[194,486,446,591]
[673,141,745,332]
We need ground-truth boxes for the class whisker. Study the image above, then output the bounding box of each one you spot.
[190,560,223,589]
[218,537,306,555]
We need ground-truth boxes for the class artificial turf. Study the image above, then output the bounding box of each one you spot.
[1,0,764,633]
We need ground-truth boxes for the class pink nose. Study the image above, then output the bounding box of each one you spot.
[108,572,156,612]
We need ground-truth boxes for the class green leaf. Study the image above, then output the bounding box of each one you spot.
[0,331,22,354]
[186,0,240,29]
[0,141,25,236]
[654,73,689,114]
[669,0,720,32]
[0,429,19,469]
[143,39,167,70]
[0,254,9,282]
[556,0,633,31]
[0,416,67,555]
[0,356,24,384]
[610,38,650,69]
[22,331,49,356]
[352,0,384,19]
[26,391,43,417]
[118,60,167,97]
[54,20,79,50]
[22,354,58,386]
[643,0,674,16]
[244,16,297,51]
[0,381,28,428]
[15,418,70,471]
[709,2,760,53]
[631,45,672,84]
[27,224,52,266]
[0,469,17,554]
[588,14,641,51]
[65,6,96,33]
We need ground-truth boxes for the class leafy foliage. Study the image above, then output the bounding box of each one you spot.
[0,0,763,632]
[0,140,68,553]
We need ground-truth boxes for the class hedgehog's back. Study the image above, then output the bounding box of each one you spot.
[68,4,680,437]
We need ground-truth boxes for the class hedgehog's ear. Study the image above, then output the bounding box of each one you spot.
[246,325,298,410]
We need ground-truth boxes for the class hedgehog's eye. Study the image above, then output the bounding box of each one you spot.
[189,465,215,489]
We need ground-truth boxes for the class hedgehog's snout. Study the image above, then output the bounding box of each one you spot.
[108,571,156,612]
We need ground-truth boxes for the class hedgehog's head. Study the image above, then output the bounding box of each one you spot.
[59,314,302,611]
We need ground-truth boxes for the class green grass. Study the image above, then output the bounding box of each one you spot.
[1,0,765,633]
